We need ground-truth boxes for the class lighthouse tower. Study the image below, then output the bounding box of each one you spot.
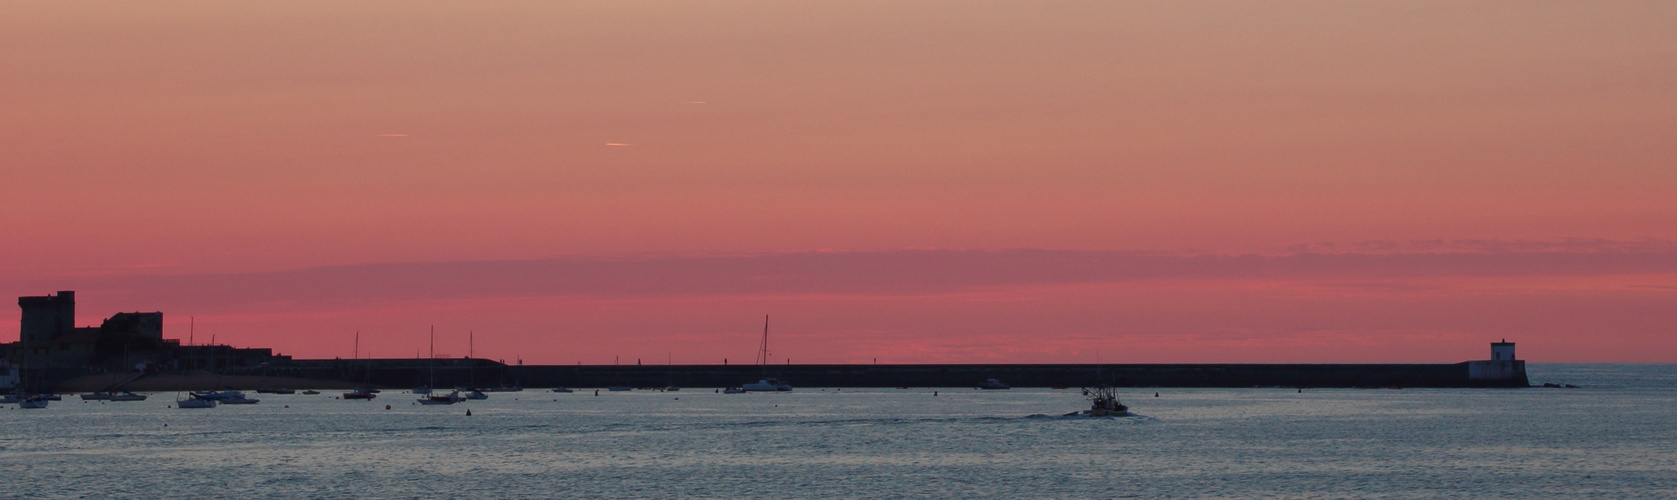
[1491,340,1516,361]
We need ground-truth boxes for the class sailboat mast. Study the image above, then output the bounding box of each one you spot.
[429,326,435,388]
[760,315,770,375]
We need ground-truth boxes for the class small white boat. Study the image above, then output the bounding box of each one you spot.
[419,391,465,405]
[723,387,746,394]
[741,378,792,392]
[550,387,574,393]
[109,391,148,401]
[979,379,1011,390]
[19,394,50,409]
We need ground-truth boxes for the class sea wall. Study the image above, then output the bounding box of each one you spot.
[201,360,1528,391]
[502,363,1529,389]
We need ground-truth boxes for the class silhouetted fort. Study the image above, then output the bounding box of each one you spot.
[2,291,285,389]
[4,290,1528,391]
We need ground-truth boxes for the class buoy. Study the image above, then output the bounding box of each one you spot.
[933,391,938,396]
[466,409,472,416]
[1154,392,1159,397]
[284,405,289,408]
[386,404,391,410]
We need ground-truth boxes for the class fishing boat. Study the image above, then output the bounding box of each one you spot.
[979,378,1011,390]
[1065,385,1130,417]
[740,315,793,392]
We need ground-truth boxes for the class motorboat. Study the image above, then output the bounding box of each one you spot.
[419,390,465,405]
[177,396,217,409]
[722,387,746,394]
[193,390,259,404]
[464,390,488,400]
[19,394,50,409]
[979,379,1011,390]
[256,388,296,394]
[1065,386,1130,417]
[607,386,633,392]
[741,378,792,392]
[550,387,574,393]
[301,390,321,395]
[91,391,146,401]
[342,388,377,400]
[218,392,261,405]
[81,392,113,400]
[0,394,20,404]
[663,386,681,392]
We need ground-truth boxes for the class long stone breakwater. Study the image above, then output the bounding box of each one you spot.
[228,360,1529,389]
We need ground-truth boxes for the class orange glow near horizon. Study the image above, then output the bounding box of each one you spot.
[2,2,1674,362]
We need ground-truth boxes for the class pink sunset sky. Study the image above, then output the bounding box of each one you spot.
[2,1,1674,363]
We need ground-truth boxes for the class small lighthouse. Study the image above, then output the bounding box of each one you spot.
[1491,339,1515,361]
[1468,339,1528,386]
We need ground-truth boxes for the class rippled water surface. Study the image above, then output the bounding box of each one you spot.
[3,364,1674,498]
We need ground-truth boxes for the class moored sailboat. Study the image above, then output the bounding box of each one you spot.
[740,315,792,392]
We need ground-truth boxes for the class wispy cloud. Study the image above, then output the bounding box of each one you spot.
[6,241,1674,314]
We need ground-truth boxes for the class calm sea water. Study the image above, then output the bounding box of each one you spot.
[3,364,1673,498]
